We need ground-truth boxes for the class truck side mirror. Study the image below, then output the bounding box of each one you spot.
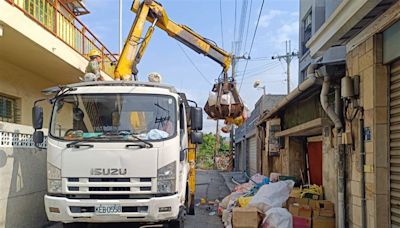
[33,131,44,144]
[32,106,43,129]
[191,107,203,131]
[191,131,203,144]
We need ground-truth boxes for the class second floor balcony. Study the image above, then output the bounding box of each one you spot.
[2,0,117,78]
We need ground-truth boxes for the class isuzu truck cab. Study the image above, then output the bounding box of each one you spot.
[32,81,203,227]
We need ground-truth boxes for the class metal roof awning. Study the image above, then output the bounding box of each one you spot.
[274,118,331,137]
[257,76,322,124]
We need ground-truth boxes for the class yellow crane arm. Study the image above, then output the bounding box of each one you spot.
[114,2,153,80]
[131,0,232,74]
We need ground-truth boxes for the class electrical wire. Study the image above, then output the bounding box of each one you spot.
[219,0,225,49]
[177,43,212,85]
[239,0,265,90]
[233,0,237,51]
[236,63,281,79]
[236,0,249,55]
[236,62,279,74]
[243,0,253,53]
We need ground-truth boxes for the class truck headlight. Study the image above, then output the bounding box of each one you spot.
[157,161,176,193]
[47,162,62,193]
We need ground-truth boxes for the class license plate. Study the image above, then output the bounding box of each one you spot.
[95,204,122,214]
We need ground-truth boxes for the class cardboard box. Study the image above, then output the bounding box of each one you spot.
[313,216,335,228]
[309,200,334,211]
[232,207,263,228]
[293,215,312,228]
[309,200,335,217]
[289,203,312,218]
[313,209,335,217]
[286,197,309,208]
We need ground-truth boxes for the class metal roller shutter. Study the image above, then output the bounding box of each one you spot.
[248,136,257,176]
[390,60,400,227]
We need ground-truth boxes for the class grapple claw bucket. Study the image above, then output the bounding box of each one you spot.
[204,81,244,120]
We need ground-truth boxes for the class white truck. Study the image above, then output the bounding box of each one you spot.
[32,81,203,227]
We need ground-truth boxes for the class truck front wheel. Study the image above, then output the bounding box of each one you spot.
[168,206,185,228]
[62,223,87,228]
[185,183,195,215]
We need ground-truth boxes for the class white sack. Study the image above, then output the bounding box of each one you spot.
[263,208,292,228]
[248,180,295,212]
[207,92,218,106]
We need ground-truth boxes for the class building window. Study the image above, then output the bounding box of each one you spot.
[0,95,20,123]
[302,10,312,55]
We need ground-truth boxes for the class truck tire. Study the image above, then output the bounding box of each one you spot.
[168,207,185,228]
[187,194,195,215]
[62,223,87,228]
[185,183,195,215]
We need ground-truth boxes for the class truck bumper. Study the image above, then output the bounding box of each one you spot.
[44,194,180,223]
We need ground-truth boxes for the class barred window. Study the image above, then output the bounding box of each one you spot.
[0,95,19,123]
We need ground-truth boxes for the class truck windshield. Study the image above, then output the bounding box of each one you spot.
[50,94,177,142]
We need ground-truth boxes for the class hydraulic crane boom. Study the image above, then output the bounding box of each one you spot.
[115,0,232,80]
[115,0,244,121]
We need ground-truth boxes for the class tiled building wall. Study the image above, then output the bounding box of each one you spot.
[345,34,390,228]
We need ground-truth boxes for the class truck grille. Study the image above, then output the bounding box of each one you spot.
[64,177,155,194]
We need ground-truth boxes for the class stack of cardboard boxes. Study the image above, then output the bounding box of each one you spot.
[287,197,335,228]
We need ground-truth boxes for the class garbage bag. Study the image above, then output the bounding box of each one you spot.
[248,180,295,213]
[220,194,231,209]
[250,174,268,184]
[270,173,281,183]
[262,208,292,228]
[237,196,253,207]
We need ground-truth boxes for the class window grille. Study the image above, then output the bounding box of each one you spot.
[0,95,20,123]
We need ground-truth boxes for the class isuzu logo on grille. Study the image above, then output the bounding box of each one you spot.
[90,168,127,175]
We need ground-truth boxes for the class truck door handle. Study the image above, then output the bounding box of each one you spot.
[126,144,147,149]
[67,143,94,148]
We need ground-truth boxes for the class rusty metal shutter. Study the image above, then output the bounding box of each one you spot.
[248,136,257,176]
[390,60,400,227]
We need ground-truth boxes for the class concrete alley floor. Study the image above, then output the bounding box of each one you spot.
[185,170,230,228]
[47,170,231,228]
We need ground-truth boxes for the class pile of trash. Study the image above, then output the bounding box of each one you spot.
[215,155,233,171]
[218,173,294,228]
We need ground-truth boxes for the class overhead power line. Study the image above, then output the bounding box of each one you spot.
[177,43,211,85]
[233,0,238,51]
[236,63,281,79]
[243,0,253,52]
[239,0,265,90]
[236,0,249,55]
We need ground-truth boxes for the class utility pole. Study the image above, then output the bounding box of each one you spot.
[227,54,249,170]
[271,40,298,94]
[214,53,247,169]
[214,120,220,169]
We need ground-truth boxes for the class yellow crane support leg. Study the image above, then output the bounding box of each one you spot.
[187,140,196,215]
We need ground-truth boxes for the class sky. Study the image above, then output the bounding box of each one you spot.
[80,0,300,133]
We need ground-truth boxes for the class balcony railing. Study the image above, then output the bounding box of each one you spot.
[5,0,117,77]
